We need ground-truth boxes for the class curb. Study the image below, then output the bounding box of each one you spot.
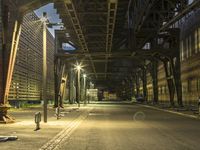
[139,104,200,120]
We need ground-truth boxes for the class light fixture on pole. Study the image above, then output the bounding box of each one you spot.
[42,12,48,123]
[83,74,87,105]
[74,63,83,107]
[40,12,64,122]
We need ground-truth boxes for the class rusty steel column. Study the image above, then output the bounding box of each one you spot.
[135,73,140,97]
[132,78,136,98]
[142,68,147,102]
[170,29,183,107]
[0,0,4,106]
[163,60,175,106]
[0,1,21,123]
[171,57,183,107]
[151,61,158,104]
[54,57,59,108]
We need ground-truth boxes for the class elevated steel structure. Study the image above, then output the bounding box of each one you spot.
[1,0,200,122]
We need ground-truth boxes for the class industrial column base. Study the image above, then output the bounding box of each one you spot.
[0,105,14,124]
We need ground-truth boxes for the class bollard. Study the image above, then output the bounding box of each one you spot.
[35,112,41,131]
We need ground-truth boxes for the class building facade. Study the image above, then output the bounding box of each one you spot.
[8,12,55,102]
[145,10,200,105]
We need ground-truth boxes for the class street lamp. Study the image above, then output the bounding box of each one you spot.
[74,64,83,107]
[83,74,87,105]
[41,12,64,123]
[41,12,48,123]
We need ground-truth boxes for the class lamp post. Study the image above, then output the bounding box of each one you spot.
[41,12,48,123]
[77,65,81,107]
[75,64,82,107]
[40,12,64,122]
[83,74,87,105]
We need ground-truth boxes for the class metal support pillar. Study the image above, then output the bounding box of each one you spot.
[161,29,182,107]
[163,60,175,106]
[126,79,132,101]
[170,57,183,106]
[135,73,140,97]
[142,68,147,102]
[151,61,158,104]
[68,69,73,104]
[54,57,59,107]
[0,1,21,123]
[132,78,136,98]
[54,57,66,108]
[170,29,183,107]
[129,77,134,100]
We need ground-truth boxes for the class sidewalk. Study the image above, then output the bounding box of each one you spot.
[0,104,91,150]
[139,102,200,120]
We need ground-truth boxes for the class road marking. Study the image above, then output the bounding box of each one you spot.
[39,108,92,150]
[139,104,199,120]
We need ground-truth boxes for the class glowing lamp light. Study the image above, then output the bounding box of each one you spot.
[76,65,81,71]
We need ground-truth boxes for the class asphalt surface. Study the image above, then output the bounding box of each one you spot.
[56,102,200,150]
[1,102,200,150]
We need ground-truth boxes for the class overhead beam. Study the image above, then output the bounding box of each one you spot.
[105,0,118,78]
[64,0,97,78]
[160,0,200,31]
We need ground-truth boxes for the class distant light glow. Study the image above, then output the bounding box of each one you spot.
[83,74,87,78]
[73,62,84,71]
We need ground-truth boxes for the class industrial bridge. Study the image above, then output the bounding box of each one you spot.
[0,0,200,149]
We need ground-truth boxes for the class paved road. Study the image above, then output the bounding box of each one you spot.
[56,102,200,150]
